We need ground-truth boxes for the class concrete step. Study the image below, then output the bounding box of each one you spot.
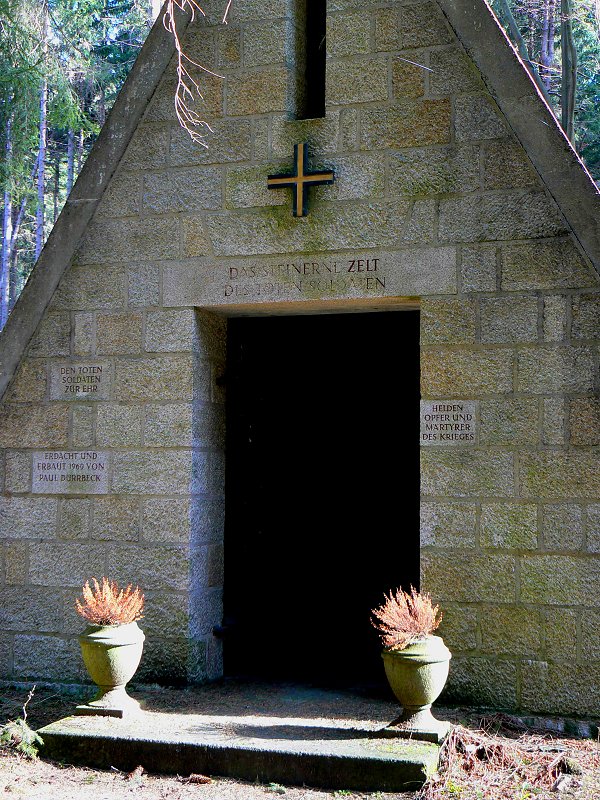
[38,683,441,792]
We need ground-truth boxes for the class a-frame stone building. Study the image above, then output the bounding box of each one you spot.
[0,0,599,716]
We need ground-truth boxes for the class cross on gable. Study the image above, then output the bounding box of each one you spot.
[267,143,335,217]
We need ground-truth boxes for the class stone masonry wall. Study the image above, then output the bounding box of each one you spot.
[0,0,598,711]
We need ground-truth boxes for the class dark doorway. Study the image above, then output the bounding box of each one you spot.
[222,311,420,686]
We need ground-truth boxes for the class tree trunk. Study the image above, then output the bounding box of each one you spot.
[77,129,84,173]
[561,0,577,142]
[53,151,60,222]
[35,3,49,261]
[1,116,13,329]
[66,128,75,195]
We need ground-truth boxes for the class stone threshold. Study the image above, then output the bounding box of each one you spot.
[38,681,440,792]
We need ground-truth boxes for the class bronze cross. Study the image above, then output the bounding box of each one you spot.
[267,143,334,217]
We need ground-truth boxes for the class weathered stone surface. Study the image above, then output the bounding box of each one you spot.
[502,239,597,290]
[143,168,222,213]
[243,18,290,65]
[145,309,198,352]
[5,450,31,493]
[121,124,169,169]
[542,397,565,446]
[543,295,568,341]
[113,355,194,402]
[112,450,205,494]
[339,108,359,150]
[73,313,94,355]
[107,544,190,591]
[570,397,600,446]
[0,588,62,632]
[205,201,411,256]
[96,312,143,354]
[420,501,477,547]
[190,497,225,545]
[389,145,480,197]
[217,26,241,68]
[13,635,85,681]
[403,200,436,243]
[142,498,191,543]
[361,100,451,149]
[520,554,600,605]
[52,266,126,310]
[29,542,105,586]
[4,360,47,402]
[517,346,595,393]
[436,604,477,651]
[442,657,517,708]
[542,504,584,550]
[327,12,370,56]
[374,3,452,51]
[27,313,71,357]
[271,114,340,158]
[227,68,288,115]
[0,405,69,448]
[421,348,513,395]
[225,164,288,209]
[78,218,179,264]
[580,609,600,659]
[72,405,95,448]
[420,298,476,344]
[96,405,143,447]
[192,401,226,449]
[480,503,538,550]
[170,120,252,166]
[521,452,600,499]
[128,263,161,308]
[95,170,140,217]
[587,505,600,554]
[421,450,514,498]
[543,607,578,659]
[423,550,516,603]
[59,498,91,540]
[480,398,539,446]
[521,661,600,716]
[312,153,386,202]
[136,636,190,684]
[483,140,539,189]
[391,54,426,99]
[454,94,507,141]
[190,586,223,637]
[480,296,538,343]
[480,605,542,656]
[5,542,28,584]
[439,192,566,243]
[460,245,497,292]
[145,403,193,447]
[571,293,600,339]
[327,58,388,105]
[141,591,189,638]
[93,497,139,541]
[429,47,482,96]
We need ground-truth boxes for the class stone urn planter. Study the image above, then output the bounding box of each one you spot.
[382,634,452,743]
[77,621,145,717]
[372,587,452,743]
[75,578,145,718]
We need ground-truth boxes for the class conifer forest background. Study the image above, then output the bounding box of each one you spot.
[0,0,599,327]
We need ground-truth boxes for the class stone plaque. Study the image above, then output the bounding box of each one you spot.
[32,451,109,494]
[50,362,110,400]
[420,401,477,445]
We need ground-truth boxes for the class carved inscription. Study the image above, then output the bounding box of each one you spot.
[32,451,109,494]
[50,363,110,400]
[420,401,477,446]
[224,257,387,299]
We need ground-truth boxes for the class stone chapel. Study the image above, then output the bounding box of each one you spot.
[0,0,599,716]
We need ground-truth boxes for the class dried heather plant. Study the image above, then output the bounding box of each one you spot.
[75,577,144,626]
[371,586,442,651]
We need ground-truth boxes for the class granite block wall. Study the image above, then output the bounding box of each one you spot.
[0,0,598,713]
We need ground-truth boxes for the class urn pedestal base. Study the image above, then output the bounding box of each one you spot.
[75,686,142,718]
[387,706,453,744]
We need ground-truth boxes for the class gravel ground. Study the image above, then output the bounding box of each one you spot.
[0,684,599,800]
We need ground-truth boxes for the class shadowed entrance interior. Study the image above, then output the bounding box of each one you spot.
[222,310,420,685]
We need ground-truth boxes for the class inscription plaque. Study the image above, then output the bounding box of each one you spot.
[420,401,477,445]
[32,451,109,494]
[50,362,110,400]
